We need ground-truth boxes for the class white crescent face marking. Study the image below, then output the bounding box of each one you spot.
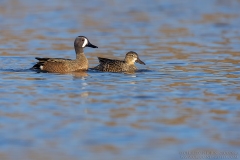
[82,38,88,47]
[40,65,43,70]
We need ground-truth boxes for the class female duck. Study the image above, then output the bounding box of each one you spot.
[93,51,145,72]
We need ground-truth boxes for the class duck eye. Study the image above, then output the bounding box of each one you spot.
[82,39,84,42]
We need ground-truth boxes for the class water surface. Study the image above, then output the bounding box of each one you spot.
[0,0,240,160]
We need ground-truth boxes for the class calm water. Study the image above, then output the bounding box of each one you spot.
[0,0,240,160]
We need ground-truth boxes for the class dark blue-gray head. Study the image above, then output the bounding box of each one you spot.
[74,36,98,49]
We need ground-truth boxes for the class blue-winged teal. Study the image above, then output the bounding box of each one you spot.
[93,51,145,72]
[31,36,98,73]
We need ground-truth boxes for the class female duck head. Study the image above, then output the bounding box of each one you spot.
[125,51,145,65]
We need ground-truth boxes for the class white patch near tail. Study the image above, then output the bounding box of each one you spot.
[40,66,44,70]
[82,38,88,47]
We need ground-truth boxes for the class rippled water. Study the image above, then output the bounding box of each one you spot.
[0,0,240,160]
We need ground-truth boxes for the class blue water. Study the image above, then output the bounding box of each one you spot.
[0,0,240,160]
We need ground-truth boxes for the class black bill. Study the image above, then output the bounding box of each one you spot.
[87,42,98,48]
[136,57,145,65]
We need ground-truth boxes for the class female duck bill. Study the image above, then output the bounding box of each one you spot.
[136,57,145,65]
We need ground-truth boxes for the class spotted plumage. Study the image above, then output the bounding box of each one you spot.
[31,36,98,73]
[93,51,145,72]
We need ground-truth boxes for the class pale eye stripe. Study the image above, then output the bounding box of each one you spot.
[82,38,88,47]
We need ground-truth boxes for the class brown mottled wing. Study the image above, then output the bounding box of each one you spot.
[94,57,126,72]
[36,57,71,61]
[32,57,71,72]
[97,57,112,63]
[93,57,107,71]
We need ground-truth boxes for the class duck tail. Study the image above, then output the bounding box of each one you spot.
[31,63,42,70]
[30,57,46,70]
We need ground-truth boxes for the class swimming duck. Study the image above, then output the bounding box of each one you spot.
[32,36,98,73]
[93,51,145,72]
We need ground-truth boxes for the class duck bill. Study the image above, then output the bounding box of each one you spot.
[136,57,145,65]
[87,42,98,48]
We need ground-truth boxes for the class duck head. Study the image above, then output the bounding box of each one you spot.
[125,51,145,65]
[74,36,98,49]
